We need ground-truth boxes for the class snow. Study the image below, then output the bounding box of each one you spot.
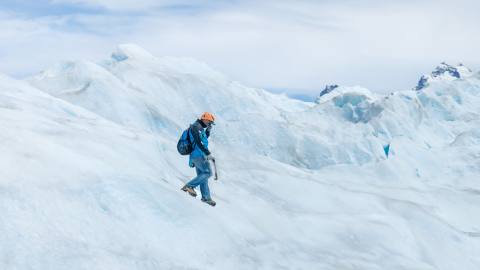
[0,44,479,269]
[415,62,474,91]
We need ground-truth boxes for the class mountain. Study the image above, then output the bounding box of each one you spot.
[316,84,339,102]
[0,44,479,269]
[414,62,473,90]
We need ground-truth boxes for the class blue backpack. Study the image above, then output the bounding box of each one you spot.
[177,126,194,155]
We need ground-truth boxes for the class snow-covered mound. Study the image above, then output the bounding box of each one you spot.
[23,45,480,189]
[27,45,389,169]
[315,85,383,123]
[28,44,315,168]
[0,45,479,269]
[415,62,473,90]
[26,43,480,171]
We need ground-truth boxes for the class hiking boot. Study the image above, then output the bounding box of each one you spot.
[201,198,216,207]
[181,185,197,197]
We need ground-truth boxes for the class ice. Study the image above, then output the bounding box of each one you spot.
[0,45,479,269]
[415,62,474,91]
[111,44,155,62]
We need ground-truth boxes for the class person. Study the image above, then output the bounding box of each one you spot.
[181,112,217,206]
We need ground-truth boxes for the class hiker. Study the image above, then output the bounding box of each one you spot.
[181,112,216,206]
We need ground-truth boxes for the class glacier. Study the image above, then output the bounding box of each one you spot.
[0,44,479,269]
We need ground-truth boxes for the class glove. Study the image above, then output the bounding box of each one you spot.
[206,154,215,161]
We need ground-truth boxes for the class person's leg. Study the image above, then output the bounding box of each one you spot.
[192,158,212,199]
[199,180,211,200]
[186,162,204,188]
[187,158,211,185]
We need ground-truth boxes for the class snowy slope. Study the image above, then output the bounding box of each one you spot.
[0,45,478,269]
[28,44,315,168]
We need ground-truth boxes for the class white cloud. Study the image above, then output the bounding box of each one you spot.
[1,1,479,95]
[49,0,212,11]
[0,12,112,76]
[122,0,480,92]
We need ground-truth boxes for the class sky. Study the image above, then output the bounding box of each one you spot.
[0,0,479,98]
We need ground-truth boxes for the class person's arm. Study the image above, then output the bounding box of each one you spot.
[191,124,211,156]
[205,126,211,138]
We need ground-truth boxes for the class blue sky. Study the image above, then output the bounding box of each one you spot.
[0,0,479,98]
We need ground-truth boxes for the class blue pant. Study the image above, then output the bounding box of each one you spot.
[186,157,212,200]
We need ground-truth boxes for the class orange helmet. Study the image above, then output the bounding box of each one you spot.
[200,112,215,122]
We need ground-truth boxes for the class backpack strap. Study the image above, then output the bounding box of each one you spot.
[187,125,194,146]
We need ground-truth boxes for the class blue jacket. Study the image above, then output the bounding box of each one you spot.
[188,119,211,167]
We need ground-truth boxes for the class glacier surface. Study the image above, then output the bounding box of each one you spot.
[0,44,478,269]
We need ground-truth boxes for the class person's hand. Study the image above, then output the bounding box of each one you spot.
[206,154,215,161]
